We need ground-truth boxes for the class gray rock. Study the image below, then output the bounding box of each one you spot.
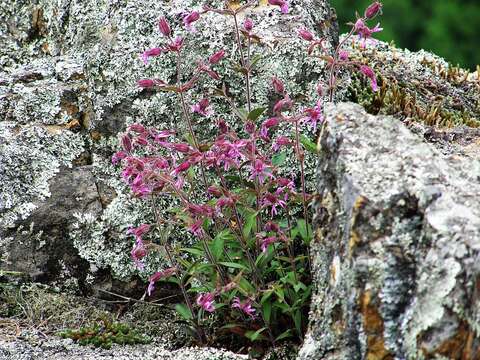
[0,0,337,282]
[298,102,480,360]
[0,338,248,360]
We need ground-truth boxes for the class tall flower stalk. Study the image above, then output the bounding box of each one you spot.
[114,0,384,351]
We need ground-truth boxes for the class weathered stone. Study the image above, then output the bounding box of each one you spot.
[298,102,480,360]
[0,0,337,282]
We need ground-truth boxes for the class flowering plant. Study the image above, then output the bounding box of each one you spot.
[113,0,383,350]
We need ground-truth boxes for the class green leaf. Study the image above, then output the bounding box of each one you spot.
[300,134,317,153]
[219,262,249,270]
[181,247,204,257]
[210,232,226,261]
[245,327,267,341]
[275,287,285,303]
[175,304,192,320]
[296,219,313,244]
[238,277,255,295]
[250,54,262,68]
[272,151,287,166]
[263,301,272,324]
[294,281,308,293]
[247,107,266,121]
[293,310,303,336]
[261,290,273,304]
[243,211,258,238]
[275,329,293,341]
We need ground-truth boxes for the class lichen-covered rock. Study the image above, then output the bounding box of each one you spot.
[0,0,337,283]
[298,102,480,360]
[343,37,480,128]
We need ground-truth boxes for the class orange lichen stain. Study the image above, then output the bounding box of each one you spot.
[353,195,369,212]
[359,291,393,360]
[420,321,480,360]
[66,119,81,131]
[349,230,360,254]
[90,131,102,141]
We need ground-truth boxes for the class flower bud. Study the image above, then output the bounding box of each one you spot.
[245,121,255,134]
[339,50,349,61]
[129,124,146,133]
[243,18,253,32]
[271,76,285,95]
[364,1,382,19]
[298,28,314,42]
[137,79,155,88]
[158,17,171,37]
[209,50,225,64]
[184,11,200,31]
[122,134,133,152]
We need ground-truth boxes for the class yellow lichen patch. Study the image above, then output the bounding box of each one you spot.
[349,230,360,255]
[359,290,394,360]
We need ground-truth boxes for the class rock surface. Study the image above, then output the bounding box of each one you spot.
[298,102,480,359]
[0,338,247,360]
[0,0,337,284]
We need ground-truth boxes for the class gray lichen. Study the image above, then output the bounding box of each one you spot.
[299,102,480,360]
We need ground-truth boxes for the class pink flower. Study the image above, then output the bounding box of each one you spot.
[354,19,383,47]
[171,143,192,153]
[158,17,171,37]
[232,297,256,319]
[127,224,151,240]
[268,0,289,14]
[259,235,278,252]
[112,151,127,164]
[264,221,280,233]
[273,95,293,114]
[141,47,164,65]
[173,161,191,175]
[122,135,133,152]
[364,1,383,19]
[209,50,225,64]
[197,292,215,312]
[260,117,279,139]
[298,29,314,41]
[207,185,223,198]
[196,61,220,81]
[184,11,200,31]
[147,267,176,296]
[272,136,292,152]
[137,79,165,88]
[360,65,378,91]
[129,124,146,133]
[131,238,147,270]
[304,100,324,132]
[191,98,212,116]
[167,36,184,52]
[188,219,206,238]
[262,192,286,216]
[248,159,273,184]
[339,50,349,61]
[271,76,285,95]
[243,18,253,32]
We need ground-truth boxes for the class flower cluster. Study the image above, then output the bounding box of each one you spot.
[298,1,384,99]
[114,0,383,348]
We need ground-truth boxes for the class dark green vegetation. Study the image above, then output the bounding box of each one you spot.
[58,318,150,349]
[333,0,480,70]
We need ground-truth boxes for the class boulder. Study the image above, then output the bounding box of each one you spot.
[0,0,337,284]
[299,102,480,359]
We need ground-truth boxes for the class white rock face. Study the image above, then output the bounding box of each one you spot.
[0,0,337,283]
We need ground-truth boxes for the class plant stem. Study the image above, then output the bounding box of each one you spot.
[293,119,310,239]
[150,197,204,343]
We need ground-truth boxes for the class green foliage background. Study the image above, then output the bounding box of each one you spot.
[332,0,479,70]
